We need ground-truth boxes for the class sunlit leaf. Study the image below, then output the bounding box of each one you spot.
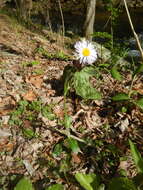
[135,98,143,110]
[46,184,64,190]
[22,128,36,139]
[67,137,80,154]
[129,140,143,173]
[14,177,34,190]
[74,67,101,100]
[108,177,137,190]
[75,173,100,190]
[64,115,72,128]
[98,184,105,190]
[111,66,122,81]
[112,93,129,101]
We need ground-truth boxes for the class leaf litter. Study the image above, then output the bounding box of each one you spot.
[0,13,143,189]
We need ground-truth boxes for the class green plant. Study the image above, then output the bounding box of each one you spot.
[34,47,69,61]
[74,140,143,190]
[14,177,34,190]
[22,61,40,67]
[63,65,101,100]
[45,184,64,190]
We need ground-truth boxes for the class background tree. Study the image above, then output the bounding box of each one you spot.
[83,0,96,41]
[15,0,32,20]
[0,0,6,8]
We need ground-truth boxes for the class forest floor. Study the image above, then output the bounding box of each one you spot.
[0,12,143,190]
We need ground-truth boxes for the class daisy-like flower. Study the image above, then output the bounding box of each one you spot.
[74,39,97,65]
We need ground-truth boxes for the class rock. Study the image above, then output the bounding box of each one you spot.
[93,41,130,65]
[128,33,143,49]
[93,41,111,62]
[126,50,141,62]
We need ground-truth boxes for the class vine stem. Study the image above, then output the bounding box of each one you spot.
[123,0,143,62]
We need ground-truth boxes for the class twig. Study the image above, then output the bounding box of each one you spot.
[123,0,143,62]
[58,0,65,37]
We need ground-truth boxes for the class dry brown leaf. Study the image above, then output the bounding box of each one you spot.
[23,90,37,101]
[46,89,56,96]
[71,153,81,164]
[0,96,16,116]
[26,75,43,88]
[53,105,64,119]
[133,83,143,95]
[0,139,14,152]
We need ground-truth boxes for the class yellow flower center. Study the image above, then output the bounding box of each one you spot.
[82,48,90,56]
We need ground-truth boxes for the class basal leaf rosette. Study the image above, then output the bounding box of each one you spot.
[74,67,101,100]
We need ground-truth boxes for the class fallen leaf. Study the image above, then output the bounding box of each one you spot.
[23,160,35,176]
[0,128,11,137]
[53,105,64,119]
[0,96,16,116]
[26,75,43,88]
[71,153,81,164]
[133,83,143,95]
[23,90,37,101]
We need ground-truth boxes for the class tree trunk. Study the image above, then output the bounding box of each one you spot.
[83,0,96,41]
[15,0,32,20]
[0,0,6,8]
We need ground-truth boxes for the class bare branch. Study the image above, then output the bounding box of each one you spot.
[123,0,143,62]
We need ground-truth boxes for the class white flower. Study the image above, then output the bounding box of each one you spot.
[74,39,97,65]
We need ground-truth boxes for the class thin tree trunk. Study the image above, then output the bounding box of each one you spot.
[123,0,143,62]
[16,0,32,20]
[83,0,96,41]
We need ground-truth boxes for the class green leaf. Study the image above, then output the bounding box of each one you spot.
[98,184,105,190]
[46,184,64,190]
[134,64,143,75]
[67,137,80,154]
[112,93,130,101]
[42,106,55,120]
[129,140,143,173]
[22,128,36,139]
[133,173,143,188]
[64,115,72,128]
[14,177,34,190]
[135,98,143,110]
[111,66,122,81]
[63,65,76,96]
[81,67,100,78]
[108,177,137,190]
[74,67,101,100]
[75,173,99,190]
[53,143,63,158]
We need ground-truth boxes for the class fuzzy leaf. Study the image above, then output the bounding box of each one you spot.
[112,93,129,101]
[129,140,143,173]
[74,67,101,100]
[14,177,34,190]
[111,66,122,81]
